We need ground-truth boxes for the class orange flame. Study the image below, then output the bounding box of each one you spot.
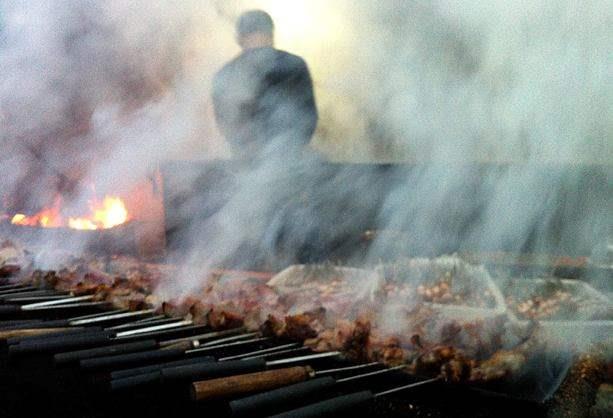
[11,197,63,228]
[10,196,129,230]
[69,197,128,230]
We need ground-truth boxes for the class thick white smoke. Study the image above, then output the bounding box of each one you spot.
[1,2,609,401]
[0,0,610,285]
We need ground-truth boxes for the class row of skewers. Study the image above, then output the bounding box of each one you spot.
[0,281,446,418]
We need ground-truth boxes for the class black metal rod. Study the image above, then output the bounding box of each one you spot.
[161,357,267,382]
[79,346,188,371]
[109,370,163,391]
[8,330,115,355]
[0,305,21,315]
[110,341,304,382]
[163,352,339,383]
[0,319,44,330]
[0,284,32,291]
[0,290,68,301]
[77,329,247,369]
[0,308,126,330]
[4,295,71,303]
[0,286,36,295]
[229,363,403,417]
[54,339,159,365]
[6,327,103,345]
[110,356,216,380]
[229,377,337,417]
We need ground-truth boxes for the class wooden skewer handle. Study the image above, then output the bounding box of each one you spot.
[0,327,73,340]
[191,366,313,402]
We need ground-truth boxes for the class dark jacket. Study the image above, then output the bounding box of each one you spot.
[212,47,318,159]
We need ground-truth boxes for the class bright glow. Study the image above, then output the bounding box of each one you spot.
[11,214,26,224]
[11,195,129,230]
[69,197,129,230]
[256,0,346,54]
[96,196,129,229]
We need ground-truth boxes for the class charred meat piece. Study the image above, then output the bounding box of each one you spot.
[367,335,411,365]
[469,350,526,382]
[263,308,326,341]
[207,308,245,330]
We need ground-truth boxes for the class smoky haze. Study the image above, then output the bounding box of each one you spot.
[0,0,611,290]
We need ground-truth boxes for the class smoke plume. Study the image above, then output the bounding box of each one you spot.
[0,1,610,283]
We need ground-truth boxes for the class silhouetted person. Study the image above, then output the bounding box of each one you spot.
[212,10,318,160]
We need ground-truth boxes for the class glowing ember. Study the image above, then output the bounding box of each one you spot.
[10,196,129,230]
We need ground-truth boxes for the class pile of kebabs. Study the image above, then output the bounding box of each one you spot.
[503,278,612,321]
[1,239,547,386]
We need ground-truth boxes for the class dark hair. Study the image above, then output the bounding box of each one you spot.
[236,10,274,38]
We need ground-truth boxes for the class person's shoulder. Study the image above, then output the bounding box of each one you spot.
[274,49,309,71]
[213,55,242,91]
[215,56,238,77]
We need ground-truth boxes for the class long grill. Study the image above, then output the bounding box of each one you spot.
[1,282,558,418]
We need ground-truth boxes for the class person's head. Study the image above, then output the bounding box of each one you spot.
[236,10,274,50]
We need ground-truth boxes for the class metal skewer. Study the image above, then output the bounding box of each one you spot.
[8,318,199,355]
[158,328,247,348]
[190,359,382,402]
[111,350,342,391]
[56,328,244,366]
[5,295,73,303]
[186,337,271,355]
[314,362,379,375]
[107,337,281,381]
[134,314,169,323]
[114,319,193,338]
[68,309,128,321]
[24,301,109,311]
[186,332,260,352]
[70,309,155,326]
[265,352,340,367]
[20,295,95,310]
[218,343,300,361]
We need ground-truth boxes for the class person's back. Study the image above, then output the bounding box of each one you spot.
[212,10,318,160]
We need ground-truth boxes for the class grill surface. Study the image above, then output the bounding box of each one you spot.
[0,283,590,418]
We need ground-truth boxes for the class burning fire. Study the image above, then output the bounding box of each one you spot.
[11,196,129,230]
[68,197,129,230]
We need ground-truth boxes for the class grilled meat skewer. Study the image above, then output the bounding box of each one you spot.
[192,362,385,402]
